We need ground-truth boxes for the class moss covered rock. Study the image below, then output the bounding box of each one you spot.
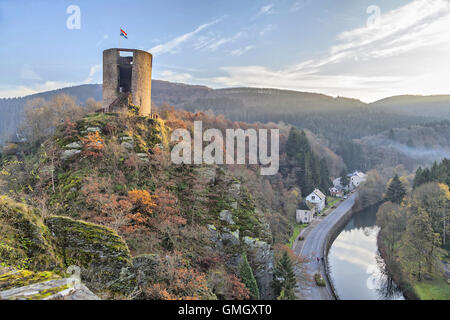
[0,269,60,291]
[45,216,134,293]
[0,196,62,270]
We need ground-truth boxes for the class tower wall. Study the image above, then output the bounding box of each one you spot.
[102,48,152,116]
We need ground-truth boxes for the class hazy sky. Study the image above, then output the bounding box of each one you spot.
[0,0,449,102]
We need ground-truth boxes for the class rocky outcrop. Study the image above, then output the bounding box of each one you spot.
[0,196,62,271]
[219,210,235,225]
[0,268,99,300]
[243,236,275,300]
[61,149,81,160]
[45,216,134,293]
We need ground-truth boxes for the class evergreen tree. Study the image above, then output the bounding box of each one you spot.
[311,154,321,188]
[285,127,332,197]
[385,174,406,204]
[340,169,350,189]
[319,158,332,193]
[239,253,260,299]
[413,167,424,188]
[272,251,297,300]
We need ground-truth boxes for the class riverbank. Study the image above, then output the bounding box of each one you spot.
[377,232,418,300]
[377,226,450,300]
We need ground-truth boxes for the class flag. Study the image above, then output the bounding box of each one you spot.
[120,28,128,39]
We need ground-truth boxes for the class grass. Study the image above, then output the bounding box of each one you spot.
[413,279,450,300]
[325,197,340,210]
[288,224,307,248]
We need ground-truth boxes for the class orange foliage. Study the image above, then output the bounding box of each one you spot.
[225,275,250,300]
[142,252,211,300]
[80,131,104,158]
[151,187,186,227]
[128,189,156,214]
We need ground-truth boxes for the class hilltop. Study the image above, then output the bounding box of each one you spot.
[0,102,345,299]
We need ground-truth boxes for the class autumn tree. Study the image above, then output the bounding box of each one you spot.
[400,206,442,280]
[80,131,104,159]
[376,202,406,258]
[127,189,157,229]
[19,94,86,150]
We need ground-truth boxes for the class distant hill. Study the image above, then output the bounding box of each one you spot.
[356,120,450,170]
[0,81,367,143]
[370,95,450,119]
[1,81,448,172]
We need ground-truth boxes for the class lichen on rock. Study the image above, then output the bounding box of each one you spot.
[0,196,62,271]
[44,216,134,293]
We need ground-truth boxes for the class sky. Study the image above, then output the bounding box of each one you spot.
[0,0,449,102]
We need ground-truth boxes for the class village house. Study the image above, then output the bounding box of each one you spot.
[305,189,326,212]
[329,186,344,198]
[296,201,316,224]
[333,171,367,191]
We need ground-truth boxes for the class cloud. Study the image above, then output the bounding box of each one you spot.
[0,65,102,98]
[291,0,310,13]
[256,4,274,17]
[0,81,75,98]
[84,64,101,84]
[149,18,223,56]
[231,45,254,57]
[259,24,276,36]
[208,0,450,102]
[157,70,194,83]
[205,32,244,52]
[20,65,42,81]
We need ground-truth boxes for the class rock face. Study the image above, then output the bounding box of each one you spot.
[219,210,235,225]
[64,142,82,149]
[61,149,81,160]
[121,141,134,150]
[204,172,276,300]
[0,268,99,300]
[0,196,62,271]
[243,237,275,300]
[196,166,217,185]
[45,216,134,293]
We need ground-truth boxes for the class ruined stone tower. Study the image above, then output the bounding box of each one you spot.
[102,48,152,116]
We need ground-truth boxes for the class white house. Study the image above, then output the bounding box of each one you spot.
[329,186,343,198]
[333,171,367,191]
[305,189,326,212]
[296,201,316,224]
[350,171,367,188]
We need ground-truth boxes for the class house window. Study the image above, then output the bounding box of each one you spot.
[312,196,315,200]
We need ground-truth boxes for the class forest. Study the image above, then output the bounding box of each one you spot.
[376,159,449,300]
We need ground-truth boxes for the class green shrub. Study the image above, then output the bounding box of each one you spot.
[239,253,260,299]
[314,273,326,286]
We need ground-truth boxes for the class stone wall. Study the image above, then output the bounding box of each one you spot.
[102,48,152,116]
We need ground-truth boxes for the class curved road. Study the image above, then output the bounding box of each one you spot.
[294,193,357,300]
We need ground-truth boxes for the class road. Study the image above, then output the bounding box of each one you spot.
[294,193,357,300]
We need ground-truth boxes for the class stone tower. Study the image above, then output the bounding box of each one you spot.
[102,48,152,116]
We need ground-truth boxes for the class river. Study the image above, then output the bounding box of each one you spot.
[327,205,405,300]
